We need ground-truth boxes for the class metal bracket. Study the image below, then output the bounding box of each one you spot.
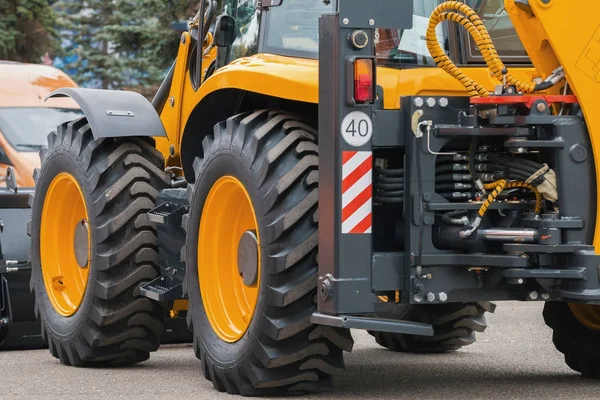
[148,203,188,225]
[311,312,434,336]
[503,267,587,280]
[139,276,182,302]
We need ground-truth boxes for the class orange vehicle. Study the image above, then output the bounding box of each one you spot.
[0,61,82,187]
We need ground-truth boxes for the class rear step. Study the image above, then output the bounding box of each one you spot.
[139,276,182,302]
[147,202,187,225]
[311,312,434,336]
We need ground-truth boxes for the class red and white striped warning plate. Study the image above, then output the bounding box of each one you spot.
[341,151,372,234]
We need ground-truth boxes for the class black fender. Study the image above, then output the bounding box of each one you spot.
[46,88,167,139]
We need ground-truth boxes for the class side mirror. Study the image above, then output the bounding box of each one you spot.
[5,166,17,193]
[213,14,237,48]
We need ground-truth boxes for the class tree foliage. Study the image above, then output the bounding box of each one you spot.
[0,0,60,62]
[55,0,196,95]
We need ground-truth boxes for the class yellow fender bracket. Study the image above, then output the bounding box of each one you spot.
[507,0,600,249]
[173,54,319,153]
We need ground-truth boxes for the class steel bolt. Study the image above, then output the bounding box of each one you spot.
[369,19,375,26]
[413,294,423,303]
[536,102,547,113]
[439,98,449,108]
[438,292,448,302]
[517,147,525,153]
[570,144,588,163]
[320,281,331,301]
[343,18,349,25]
[413,97,424,108]
[169,96,175,107]
[541,293,551,300]
[426,292,436,302]
[528,291,539,300]
[518,278,524,284]
[426,97,436,108]
[181,34,186,44]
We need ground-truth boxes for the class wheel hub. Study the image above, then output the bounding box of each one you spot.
[569,303,600,330]
[198,175,261,343]
[40,172,91,317]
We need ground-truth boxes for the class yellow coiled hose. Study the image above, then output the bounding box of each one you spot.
[461,179,543,238]
[479,179,508,218]
[426,1,538,97]
[483,181,543,214]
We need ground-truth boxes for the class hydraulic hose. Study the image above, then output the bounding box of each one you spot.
[427,1,549,97]
[461,179,507,238]
[504,181,543,214]
[443,210,470,226]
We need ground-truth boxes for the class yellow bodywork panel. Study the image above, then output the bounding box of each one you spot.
[157,45,540,163]
[507,0,600,249]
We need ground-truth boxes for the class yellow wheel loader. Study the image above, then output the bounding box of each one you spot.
[28,0,600,395]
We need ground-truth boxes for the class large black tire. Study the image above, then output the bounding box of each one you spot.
[182,110,353,396]
[29,118,169,366]
[543,301,600,377]
[370,302,495,353]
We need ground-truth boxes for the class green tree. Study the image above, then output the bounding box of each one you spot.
[0,0,60,63]
[55,0,196,95]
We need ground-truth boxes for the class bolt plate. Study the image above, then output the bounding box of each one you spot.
[74,219,89,268]
[237,230,258,286]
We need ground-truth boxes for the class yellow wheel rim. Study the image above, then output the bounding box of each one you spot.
[198,176,261,343]
[569,303,600,330]
[40,172,91,317]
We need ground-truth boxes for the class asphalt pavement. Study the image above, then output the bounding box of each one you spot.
[2,301,600,400]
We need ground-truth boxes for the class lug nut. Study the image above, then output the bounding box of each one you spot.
[320,281,331,301]
[528,291,539,300]
[413,97,424,108]
[426,97,436,108]
[439,98,449,108]
[438,292,448,302]
[426,292,436,302]
[413,294,424,303]
[541,293,550,300]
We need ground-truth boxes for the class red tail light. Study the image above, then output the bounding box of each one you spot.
[354,59,374,103]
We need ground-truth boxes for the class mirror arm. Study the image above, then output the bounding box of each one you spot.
[196,0,206,88]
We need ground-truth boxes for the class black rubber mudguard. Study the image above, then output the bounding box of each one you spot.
[46,88,167,140]
[1,271,45,350]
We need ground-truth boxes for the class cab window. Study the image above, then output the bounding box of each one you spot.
[375,0,529,68]
[258,0,530,68]
[463,0,529,62]
[263,0,334,56]
[216,0,261,66]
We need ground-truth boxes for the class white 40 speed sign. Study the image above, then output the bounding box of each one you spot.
[341,111,373,147]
